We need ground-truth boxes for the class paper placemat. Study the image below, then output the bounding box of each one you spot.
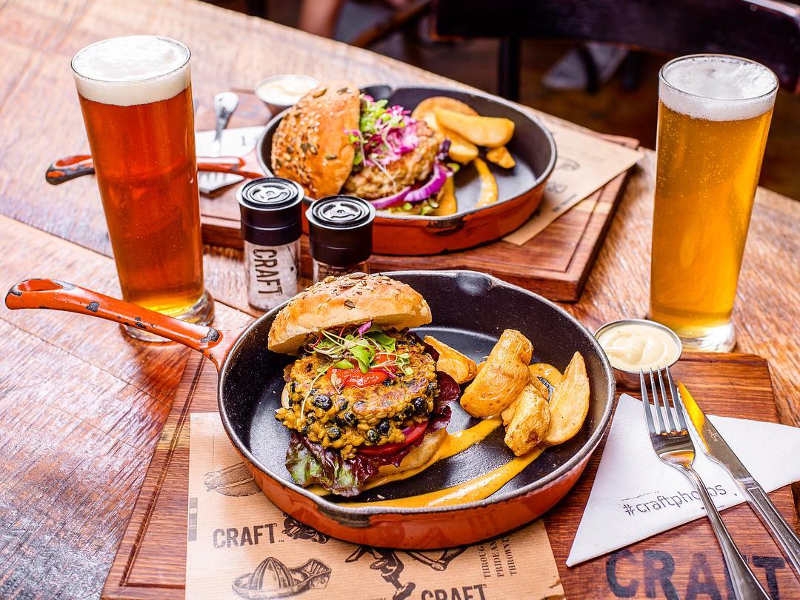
[503,123,642,246]
[186,412,565,600]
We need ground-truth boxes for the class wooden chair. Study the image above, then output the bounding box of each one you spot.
[433,0,800,99]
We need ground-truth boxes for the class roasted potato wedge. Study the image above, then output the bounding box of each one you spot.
[486,145,515,169]
[431,177,457,216]
[474,158,498,207]
[424,335,477,384]
[413,96,478,117]
[529,363,563,398]
[544,352,590,445]
[433,108,515,148]
[412,97,479,164]
[504,384,551,456]
[500,399,518,426]
[461,329,532,417]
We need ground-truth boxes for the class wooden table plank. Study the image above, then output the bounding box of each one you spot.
[0,215,252,600]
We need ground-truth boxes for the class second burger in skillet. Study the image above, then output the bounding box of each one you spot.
[270,81,451,215]
[268,273,459,496]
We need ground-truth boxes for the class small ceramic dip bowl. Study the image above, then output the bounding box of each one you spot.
[255,74,319,115]
[594,318,682,389]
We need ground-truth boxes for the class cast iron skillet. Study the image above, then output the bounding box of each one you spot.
[257,86,557,256]
[5,271,613,548]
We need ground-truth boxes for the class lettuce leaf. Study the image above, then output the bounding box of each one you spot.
[286,433,379,497]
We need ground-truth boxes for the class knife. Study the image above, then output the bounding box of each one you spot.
[679,381,800,577]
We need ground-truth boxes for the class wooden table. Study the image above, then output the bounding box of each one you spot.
[0,0,797,598]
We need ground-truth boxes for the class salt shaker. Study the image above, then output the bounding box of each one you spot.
[238,177,303,310]
[306,195,376,282]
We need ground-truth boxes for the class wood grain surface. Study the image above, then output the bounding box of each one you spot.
[100,351,800,599]
[0,0,798,598]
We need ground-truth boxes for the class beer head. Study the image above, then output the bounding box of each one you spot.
[659,54,777,121]
[71,35,190,106]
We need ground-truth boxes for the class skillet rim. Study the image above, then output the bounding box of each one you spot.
[255,83,558,222]
[217,269,615,516]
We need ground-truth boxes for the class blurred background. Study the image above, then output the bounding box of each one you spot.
[208,0,799,200]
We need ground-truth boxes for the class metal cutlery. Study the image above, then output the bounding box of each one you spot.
[200,92,243,194]
[680,381,800,579]
[642,367,770,600]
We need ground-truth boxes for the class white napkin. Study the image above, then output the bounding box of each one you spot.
[567,393,800,567]
[195,125,263,157]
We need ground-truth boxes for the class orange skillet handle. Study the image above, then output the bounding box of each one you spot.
[4,279,235,370]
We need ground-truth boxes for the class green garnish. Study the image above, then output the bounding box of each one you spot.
[305,325,411,377]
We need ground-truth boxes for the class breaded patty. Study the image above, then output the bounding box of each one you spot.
[342,121,439,199]
[275,335,438,459]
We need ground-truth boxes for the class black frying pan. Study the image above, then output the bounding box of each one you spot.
[5,270,614,548]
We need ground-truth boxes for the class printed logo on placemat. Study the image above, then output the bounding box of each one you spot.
[186,412,565,600]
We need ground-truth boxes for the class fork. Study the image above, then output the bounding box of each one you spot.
[642,368,770,600]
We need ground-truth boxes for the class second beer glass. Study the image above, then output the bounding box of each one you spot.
[650,54,777,352]
[72,35,212,340]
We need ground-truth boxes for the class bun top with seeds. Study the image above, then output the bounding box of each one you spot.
[270,81,359,199]
[267,272,432,355]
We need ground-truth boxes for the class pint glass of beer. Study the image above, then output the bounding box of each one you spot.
[650,55,777,351]
[71,36,213,340]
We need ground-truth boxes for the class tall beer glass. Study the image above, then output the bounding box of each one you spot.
[71,36,213,340]
[650,55,777,351]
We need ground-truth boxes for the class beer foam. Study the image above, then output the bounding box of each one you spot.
[72,36,190,106]
[660,55,776,121]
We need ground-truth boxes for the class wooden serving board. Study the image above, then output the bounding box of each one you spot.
[200,130,638,303]
[102,352,800,599]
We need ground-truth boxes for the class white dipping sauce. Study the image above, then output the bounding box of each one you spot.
[597,323,680,372]
[255,75,318,107]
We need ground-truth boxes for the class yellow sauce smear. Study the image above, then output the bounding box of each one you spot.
[344,447,543,508]
[308,418,501,497]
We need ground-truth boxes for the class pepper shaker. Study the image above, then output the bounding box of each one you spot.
[306,195,376,282]
[238,177,303,310]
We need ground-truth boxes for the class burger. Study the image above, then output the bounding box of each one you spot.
[271,81,452,216]
[268,273,459,497]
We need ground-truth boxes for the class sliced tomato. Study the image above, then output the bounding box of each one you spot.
[331,354,397,388]
[331,368,389,387]
[358,422,428,456]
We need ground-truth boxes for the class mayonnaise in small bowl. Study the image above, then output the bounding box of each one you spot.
[255,74,319,113]
[595,319,682,387]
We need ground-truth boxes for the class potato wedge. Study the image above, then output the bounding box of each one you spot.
[474,158,498,207]
[486,145,515,169]
[412,96,478,118]
[430,177,457,216]
[529,363,563,399]
[461,329,532,417]
[500,399,518,426]
[433,108,515,148]
[544,352,590,445]
[412,97,479,164]
[424,335,477,384]
[504,385,551,456]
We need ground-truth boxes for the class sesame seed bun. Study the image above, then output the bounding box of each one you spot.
[271,81,359,199]
[268,273,432,355]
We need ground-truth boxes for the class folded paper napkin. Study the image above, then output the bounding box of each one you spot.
[567,393,800,567]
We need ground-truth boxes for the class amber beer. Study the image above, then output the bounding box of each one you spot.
[650,55,777,351]
[72,36,212,339]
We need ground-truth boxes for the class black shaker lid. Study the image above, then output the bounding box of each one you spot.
[306,195,375,266]
[237,177,304,246]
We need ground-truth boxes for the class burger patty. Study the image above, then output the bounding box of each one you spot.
[342,121,440,199]
[275,335,438,460]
